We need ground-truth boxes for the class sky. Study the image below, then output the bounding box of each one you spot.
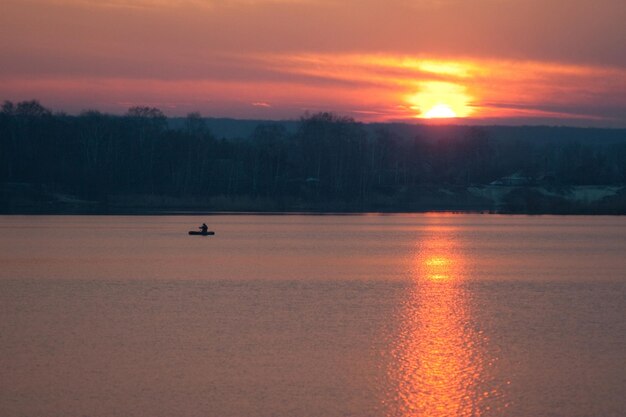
[1,0,625,126]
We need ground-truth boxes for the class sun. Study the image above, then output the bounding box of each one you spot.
[406,81,474,119]
[424,104,457,119]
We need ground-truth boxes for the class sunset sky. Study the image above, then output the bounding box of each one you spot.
[1,0,625,126]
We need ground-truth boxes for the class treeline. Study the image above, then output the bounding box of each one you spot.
[1,100,626,212]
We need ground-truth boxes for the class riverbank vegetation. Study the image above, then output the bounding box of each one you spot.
[1,100,626,214]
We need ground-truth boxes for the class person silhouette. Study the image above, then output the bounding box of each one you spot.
[199,223,208,233]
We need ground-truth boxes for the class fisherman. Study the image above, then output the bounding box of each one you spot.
[199,223,208,233]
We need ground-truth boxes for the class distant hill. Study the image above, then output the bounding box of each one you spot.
[169,117,626,145]
[370,124,626,145]
[168,117,299,139]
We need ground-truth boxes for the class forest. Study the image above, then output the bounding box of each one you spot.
[1,100,626,214]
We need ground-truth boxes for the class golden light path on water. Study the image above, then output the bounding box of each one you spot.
[386,216,503,417]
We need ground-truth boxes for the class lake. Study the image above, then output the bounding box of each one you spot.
[1,214,625,417]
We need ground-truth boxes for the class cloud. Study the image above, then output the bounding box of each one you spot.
[4,0,625,67]
[1,0,625,125]
[2,53,624,125]
[24,0,320,9]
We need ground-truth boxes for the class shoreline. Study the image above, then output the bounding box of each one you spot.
[3,184,625,216]
[1,208,625,216]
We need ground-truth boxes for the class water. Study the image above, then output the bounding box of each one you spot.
[0,214,625,417]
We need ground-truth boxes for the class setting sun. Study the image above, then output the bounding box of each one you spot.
[407,81,474,119]
[424,104,457,119]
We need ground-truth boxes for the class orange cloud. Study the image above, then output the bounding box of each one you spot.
[2,53,624,125]
[2,0,625,125]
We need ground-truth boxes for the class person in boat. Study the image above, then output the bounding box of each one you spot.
[199,223,208,233]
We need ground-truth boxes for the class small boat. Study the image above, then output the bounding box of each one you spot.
[188,231,215,236]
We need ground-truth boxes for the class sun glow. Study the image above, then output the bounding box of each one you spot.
[424,104,457,118]
[407,81,474,119]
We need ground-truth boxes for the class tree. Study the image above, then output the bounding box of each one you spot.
[15,100,51,117]
[1,101,15,115]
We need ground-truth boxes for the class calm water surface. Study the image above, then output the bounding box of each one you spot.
[0,214,625,417]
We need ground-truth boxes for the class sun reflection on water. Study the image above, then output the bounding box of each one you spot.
[386,222,497,417]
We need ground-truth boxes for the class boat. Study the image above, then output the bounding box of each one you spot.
[188,231,215,236]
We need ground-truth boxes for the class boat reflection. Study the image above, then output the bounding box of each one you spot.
[387,222,492,417]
